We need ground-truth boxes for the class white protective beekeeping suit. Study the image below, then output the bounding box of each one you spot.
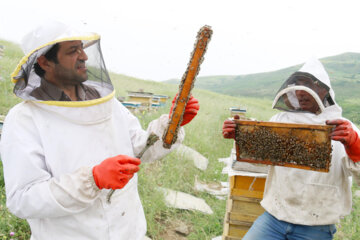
[0,21,184,240]
[261,58,360,225]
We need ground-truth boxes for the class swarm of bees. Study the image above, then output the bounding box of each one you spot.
[235,125,332,171]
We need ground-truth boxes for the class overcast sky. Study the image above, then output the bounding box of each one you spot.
[1,0,360,81]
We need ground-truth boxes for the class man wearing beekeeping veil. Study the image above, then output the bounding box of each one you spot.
[222,58,360,239]
[0,21,199,240]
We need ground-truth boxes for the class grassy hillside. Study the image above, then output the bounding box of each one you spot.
[167,53,360,125]
[0,39,359,240]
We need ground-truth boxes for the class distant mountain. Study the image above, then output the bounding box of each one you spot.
[166,52,360,99]
[165,52,360,124]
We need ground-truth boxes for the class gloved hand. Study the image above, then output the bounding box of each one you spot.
[92,155,141,189]
[326,119,360,162]
[169,95,200,126]
[222,115,240,139]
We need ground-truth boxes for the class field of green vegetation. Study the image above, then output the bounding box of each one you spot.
[1,39,359,240]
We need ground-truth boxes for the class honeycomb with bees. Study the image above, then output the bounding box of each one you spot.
[235,120,333,172]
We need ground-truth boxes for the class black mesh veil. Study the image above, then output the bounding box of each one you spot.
[272,72,334,114]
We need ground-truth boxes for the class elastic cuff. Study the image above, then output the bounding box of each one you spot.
[88,167,101,191]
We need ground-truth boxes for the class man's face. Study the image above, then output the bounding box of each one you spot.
[52,40,88,85]
[294,77,327,113]
[295,89,320,113]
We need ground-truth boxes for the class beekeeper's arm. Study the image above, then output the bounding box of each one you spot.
[52,95,200,212]
[0,105,141,219]
[130,95,199,162]
[326,119,360,185]
[52,95,195,214]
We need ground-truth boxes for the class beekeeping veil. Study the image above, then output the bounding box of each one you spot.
[272,58,337,115]
[11,21,113,102]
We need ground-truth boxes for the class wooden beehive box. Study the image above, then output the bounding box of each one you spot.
[222,175,266,240]
[235,120,333,172]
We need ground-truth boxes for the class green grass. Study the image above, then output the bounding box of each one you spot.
[0,161,31,240]
[0,40,22,115]
[334,184,360,240]
[1,38,360,240]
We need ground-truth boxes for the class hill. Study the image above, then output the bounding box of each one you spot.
[166,52,360,125]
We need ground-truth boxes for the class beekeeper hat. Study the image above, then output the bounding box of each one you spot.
[272,58,335,114]
[11,20,114,102]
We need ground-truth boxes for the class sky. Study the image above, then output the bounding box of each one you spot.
[1,0,360,82]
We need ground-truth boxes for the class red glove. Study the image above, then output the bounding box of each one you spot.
[169,95,200,126]
[326,119,360,162]
[92,155,141,189]
[222,115,240,139]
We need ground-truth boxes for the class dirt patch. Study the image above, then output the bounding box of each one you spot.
[158,219,192,240]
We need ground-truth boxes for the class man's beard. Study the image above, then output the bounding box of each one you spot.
[54,64,88,85]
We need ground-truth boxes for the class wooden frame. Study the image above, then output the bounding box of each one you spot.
[162,25,212,148]
[235,120,333,172]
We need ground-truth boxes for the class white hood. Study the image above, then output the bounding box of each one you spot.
[298,57,335,101]
[298,58,331,87]
[272,58,342,121]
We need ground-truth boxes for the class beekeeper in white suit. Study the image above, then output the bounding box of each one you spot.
[0,21,200,240]
[223,58,360,239]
